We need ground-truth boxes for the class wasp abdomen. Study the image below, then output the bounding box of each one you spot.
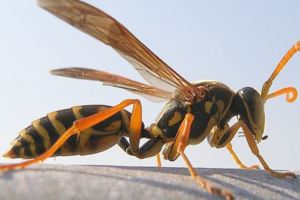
[4,105,131,159]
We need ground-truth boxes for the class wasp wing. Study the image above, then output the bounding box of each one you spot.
[51,67,171,102]
[38,0,205,101]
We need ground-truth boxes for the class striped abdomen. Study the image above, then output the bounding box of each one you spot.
[4,105,132,159]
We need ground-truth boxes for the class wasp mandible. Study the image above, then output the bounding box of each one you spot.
[1,0,299,199]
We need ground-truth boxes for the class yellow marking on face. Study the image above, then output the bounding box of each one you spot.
[32,119,51,149]
[168,112,182,126]
[150,124,163,137]
[105,120,122,131]
[47,111,66,135]
[19,129,35,144]
[205,101,213,114]
[242,98,258,129]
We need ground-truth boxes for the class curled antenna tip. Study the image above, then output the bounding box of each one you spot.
[286,88,298,103]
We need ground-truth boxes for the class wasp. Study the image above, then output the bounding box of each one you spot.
[0,0,299,199]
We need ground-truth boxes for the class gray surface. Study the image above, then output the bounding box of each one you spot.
[0,164,299,200]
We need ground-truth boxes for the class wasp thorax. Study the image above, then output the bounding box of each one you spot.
[234,87,265,142]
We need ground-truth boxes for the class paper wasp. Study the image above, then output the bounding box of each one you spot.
[0,0,299,199]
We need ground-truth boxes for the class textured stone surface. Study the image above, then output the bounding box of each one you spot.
[0,164,299,200]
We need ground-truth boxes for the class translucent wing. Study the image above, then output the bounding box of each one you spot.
[38,0,206,102]
[51,67,171,102]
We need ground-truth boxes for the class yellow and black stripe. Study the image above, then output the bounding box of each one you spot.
[5,105,134,159]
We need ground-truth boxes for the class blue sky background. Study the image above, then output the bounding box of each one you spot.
[0,1,299,170]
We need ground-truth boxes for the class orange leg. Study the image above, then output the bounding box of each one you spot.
[166,114,234,200]
[226,143,259,170]
[241,121,297,179]
[0,99,143,171]
[156,154,162,168]
[165,114,194,161]
[261,41,300,101]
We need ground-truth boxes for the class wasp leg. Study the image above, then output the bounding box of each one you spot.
[163,114,194,161]
[164,114,234,200]
[261,41,300,101]
[156,153,162,168]
[208,121,259,170]
[241,121,297,179]
[0,99,143,171]
[117,136,130,152]
[118,136,164,168]
[226,143,259,170]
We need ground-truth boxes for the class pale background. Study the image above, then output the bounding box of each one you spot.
[0,1,299,170]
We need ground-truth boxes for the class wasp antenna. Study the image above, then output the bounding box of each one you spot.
[261,41,300,102]
[266,87,298,103]
[237,132,245,138]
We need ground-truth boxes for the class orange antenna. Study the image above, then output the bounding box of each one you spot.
[266,87,298,103]
[261,41,300,103]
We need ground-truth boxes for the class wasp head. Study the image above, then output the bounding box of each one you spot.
[234,87,266,142]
